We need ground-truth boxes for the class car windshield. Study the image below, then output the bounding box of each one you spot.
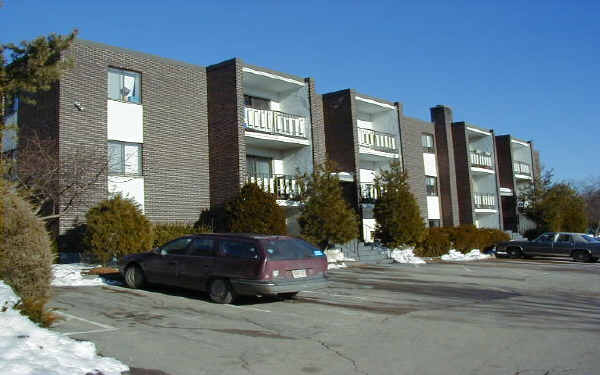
[261,238,325,260]
[582,235,600,243]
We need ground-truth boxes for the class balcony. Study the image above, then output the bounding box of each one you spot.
[513,161,532,176]
[244,107,307,139]
[246,174,303,201]
[469,151,494,170]
[360,183,380,204]
[358,128,398,154]
[473,193,496,210]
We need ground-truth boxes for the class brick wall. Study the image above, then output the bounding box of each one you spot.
[206,59,245,208]
[430,105,460,226]
[55,40,210,233]
[451,123,474,225]
[398,114,437,225]
[306,78,326,165]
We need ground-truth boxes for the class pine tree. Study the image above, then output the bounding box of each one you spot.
[225,183,287,235]
[373,160,425,248]
[298,161,359,249]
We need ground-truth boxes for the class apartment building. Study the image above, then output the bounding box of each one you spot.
[206,59,325,234]
[431,105,503,229]
[12,40,210,234]
[322,89,405,242]
[496,135,538,234]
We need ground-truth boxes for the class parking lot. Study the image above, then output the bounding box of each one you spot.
[49,258,600,375]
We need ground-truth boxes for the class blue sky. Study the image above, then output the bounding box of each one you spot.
[1,0,598,181]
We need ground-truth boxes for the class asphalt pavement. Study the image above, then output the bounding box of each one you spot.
[49,258,600,375]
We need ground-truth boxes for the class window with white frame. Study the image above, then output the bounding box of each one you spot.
[108,141,142,176]
[425,176,438,196]
[422,133,435,153]
[108,68,141,104]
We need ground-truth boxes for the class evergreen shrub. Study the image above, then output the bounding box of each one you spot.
[0,189,55,325]
[224,183,287,235]
[84,195,153,264]
[152,222,211,248]
[415,227,452,257]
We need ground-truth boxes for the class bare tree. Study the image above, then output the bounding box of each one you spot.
[2,130,107,221]
[579,177,600,236]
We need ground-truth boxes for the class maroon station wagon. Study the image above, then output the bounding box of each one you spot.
[118,234,329,303]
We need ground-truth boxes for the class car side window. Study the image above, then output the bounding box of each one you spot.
[537,234,555,243]
[160,237,193,255]
[220,240,259,260]
[557,234,571,242]
[188,238,215,257]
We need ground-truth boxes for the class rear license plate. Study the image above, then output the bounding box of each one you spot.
[292,269,307,278]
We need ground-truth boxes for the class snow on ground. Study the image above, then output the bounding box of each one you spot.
[390,248,426,264]
[328,262,348,270]
[324,249,356,263]
[51,264,106,287]
[441,249,492,261]
[0,281,128,375]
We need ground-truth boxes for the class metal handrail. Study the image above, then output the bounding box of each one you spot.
[246,173,303,201]
[513,161,531,176]
[357,128,398,153]
[244,107,307,139]
[469,151,494,169]
[473,192,496,209]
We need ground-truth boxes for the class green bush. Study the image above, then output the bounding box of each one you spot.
[224,183,287,235]
[415,227,452,257]
[373,161,425,248]
[298,161,359,249]
[477,228,510,251]
[152,222,211,248]
[84,195,153,264]
[0,188,55,325]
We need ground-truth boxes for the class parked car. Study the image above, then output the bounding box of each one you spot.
[495,232,600,262]
[119,233,329,303]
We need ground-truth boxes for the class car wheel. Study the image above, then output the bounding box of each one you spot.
[209,279,235,304]
[278,292,298,299]
[125,264,145,289]
[573,250,591,263]
[507,247,523,259]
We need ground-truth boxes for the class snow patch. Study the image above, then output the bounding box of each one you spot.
[52,264,114,287]
[324,249,356,263]
[441,249,492,261]
[328,262,348,270]
[390,248,426,264]
[0,281,128,375]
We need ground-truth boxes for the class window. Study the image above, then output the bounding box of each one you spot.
[422,133,435,153]
[188,238,215,256]
[108,68,141,104]
[425,176,438,196]
[536,233,555,243]
[160,237,193,255]
[261,238,323,260]
[557,234,572,242]
[428,219,441,228]
[108,141,142,176]
[220,240,259,260]
[247,156,272,178]
[244,95,270,110]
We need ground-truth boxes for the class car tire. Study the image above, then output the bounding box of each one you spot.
[573,250,592,263]
[507,247,523,259]
[209,279,235,304]
[278,292,298,299]
[124,264,145,289]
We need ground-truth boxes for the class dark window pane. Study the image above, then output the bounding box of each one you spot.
[428,220,441,228]
[161,237,193,255]
[262,238,323,260]
[221,240,259,259]
[188,239,215,256]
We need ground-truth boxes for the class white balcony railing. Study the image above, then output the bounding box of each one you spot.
[244,107,307,139]
[470,151,494,169]
[358,128,397,153]
[360,183,379,203]
[473,193,496,209]
[247,174,303,201]
[513,161,531,176]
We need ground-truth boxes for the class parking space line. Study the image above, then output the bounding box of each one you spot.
[55,311,119,336]
[224,304,272,313]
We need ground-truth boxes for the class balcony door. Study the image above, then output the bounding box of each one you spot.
[247,156,272,179]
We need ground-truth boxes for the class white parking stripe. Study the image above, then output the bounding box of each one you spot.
[55,311,119,336]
